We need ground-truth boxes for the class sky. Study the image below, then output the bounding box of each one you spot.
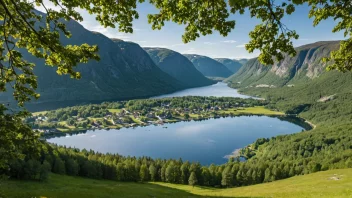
[38,1,345,59]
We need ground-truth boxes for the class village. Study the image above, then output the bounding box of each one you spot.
[29,100,265,135]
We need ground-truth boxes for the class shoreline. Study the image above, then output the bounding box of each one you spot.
[42,112,311,139]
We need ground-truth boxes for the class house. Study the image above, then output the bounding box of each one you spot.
[92,121,100,127]
[112,118,123,125]
[147,112,155,119]
[133,112,141,118]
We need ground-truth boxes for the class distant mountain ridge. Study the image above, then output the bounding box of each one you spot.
[184,54,233,78]
[237,59,249,65]
[0,14,186,111]
[226,41,341,87]
[214,58,244,74]
[144,48,215,88]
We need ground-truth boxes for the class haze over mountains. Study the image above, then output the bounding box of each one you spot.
[184,54,234,78]
[215,58,245,74]
[144,48,215,88]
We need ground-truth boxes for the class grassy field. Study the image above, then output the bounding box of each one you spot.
[154,168,352,198]
[0,174,210,198]
[108,109,122,113]
[215,106,284,116]
[234,106,284,115]
[32,111,48,116]
[1,169,352,198]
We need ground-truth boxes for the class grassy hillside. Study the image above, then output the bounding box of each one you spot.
[155,168,352,198]
[2,169,352,198]
[0,174,204,198]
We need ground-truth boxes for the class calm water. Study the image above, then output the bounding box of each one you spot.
[152,82,252,99]
[47,116,304,165]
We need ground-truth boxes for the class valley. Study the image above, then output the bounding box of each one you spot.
[3,39,352,197]
[1,2,352,197]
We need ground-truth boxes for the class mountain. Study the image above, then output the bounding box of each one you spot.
[144,48,214,88]
[183,54,233,78]
[225,41,341,88]
[214,58,243,73]
[238,59,249,65]
[0,15,185,111]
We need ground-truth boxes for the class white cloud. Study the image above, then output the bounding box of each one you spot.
[85,25,131,40]
[133,28,143,32]
[133,40,147,43]
[236,44,247,48]
[171,43,185,47]
[183,48,197,54]
[204,42,216,45]
[141,45,168,48]
[221,40,237,43]
[228,52,260,59]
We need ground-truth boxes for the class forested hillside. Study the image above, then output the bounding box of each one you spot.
[0,12,185,111]
[184,54,233,78]
[222,41,352,186]
[144,48,214,88]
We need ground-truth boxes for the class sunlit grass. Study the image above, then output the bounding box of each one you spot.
[153,168,352,198]
[32,111,48,116]
[2,169,351,198]
[108,109,122,113]
[235,106,284,115]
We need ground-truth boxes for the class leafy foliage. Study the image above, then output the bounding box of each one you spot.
[0,106,40,170]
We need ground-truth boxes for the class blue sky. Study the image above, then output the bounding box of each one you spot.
[40,1,345,59]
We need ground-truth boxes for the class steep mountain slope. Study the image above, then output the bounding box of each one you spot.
[226,41,340,88]
[144,48,214,88]
[214,58,243,73]
[0,15,185,111]
[183,54,233,78]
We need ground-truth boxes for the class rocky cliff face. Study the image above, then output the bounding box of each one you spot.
[184,54,233,78]
[0,15,185,110]
[144,48,214,88]
[226,41,340,87]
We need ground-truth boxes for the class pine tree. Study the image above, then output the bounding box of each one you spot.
[139,164,149,182]
[221,166,233,187]
[149,164,157,181]
[188,172,198,187]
